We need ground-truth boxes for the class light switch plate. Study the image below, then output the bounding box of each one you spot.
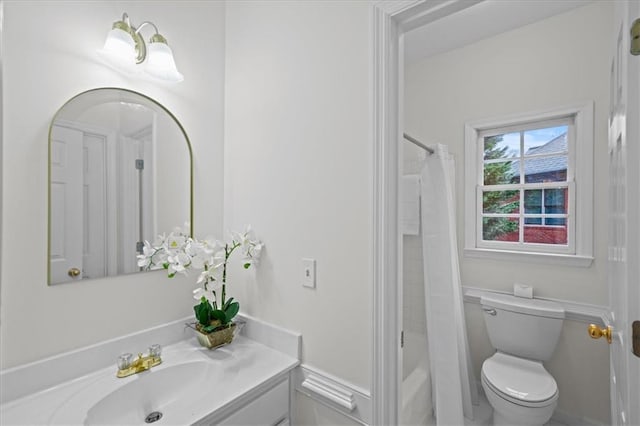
[302,258,316,288]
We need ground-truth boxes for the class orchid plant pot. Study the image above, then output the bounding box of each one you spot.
[194,322,237,349]
[191,319,245,349]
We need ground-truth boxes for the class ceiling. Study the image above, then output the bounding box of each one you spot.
[404,0,594,65]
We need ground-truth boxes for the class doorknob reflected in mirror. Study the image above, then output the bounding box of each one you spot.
[588,324,612,344]
[68,268,81,278]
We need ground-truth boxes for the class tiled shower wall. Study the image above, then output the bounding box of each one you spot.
[403,235,427,337]
[403,147,428,337]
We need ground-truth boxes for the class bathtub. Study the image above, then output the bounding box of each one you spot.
[401,330,435,426]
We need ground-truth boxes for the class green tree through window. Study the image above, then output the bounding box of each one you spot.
[482,135,518,240]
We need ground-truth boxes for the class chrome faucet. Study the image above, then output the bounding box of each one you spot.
[116,344,162,378]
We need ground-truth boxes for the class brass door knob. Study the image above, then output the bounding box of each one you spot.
[588,324,612,344]
[68,267,81,278]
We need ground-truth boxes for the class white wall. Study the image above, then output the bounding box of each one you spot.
[224,0,372,393]
[0,0,225,369]
[405,3,612,423]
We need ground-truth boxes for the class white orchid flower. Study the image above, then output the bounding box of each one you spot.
[192,287,216,303]
[185,239,213,270]
[137,240,169,269]
[230,231,245,247]
[167,251,191,276]
[153,232,167,246]
[189,253,207,270]
[211,250,227,270]
[196,267,215,284]
[167,233,187,251]
[136,241,153,268]
[246,241,264,265]
[196,269,210,285]
[140,226,262,320]
[203,237,225,253]
[231,225,256,248]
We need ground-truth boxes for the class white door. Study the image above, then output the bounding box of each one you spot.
[608,2,640,425]
[81,133,108,280]
[50,125,83,283]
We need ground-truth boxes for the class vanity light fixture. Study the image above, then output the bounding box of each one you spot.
[98,13,184,83]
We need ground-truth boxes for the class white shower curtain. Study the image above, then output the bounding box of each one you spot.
[420,144,477,425]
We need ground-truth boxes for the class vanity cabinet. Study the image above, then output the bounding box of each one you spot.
[215,377,290,426]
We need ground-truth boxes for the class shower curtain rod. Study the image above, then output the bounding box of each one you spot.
[403,133,435,155]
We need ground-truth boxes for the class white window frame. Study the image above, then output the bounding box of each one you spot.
[476,116,575,254]
[464,102,594,267]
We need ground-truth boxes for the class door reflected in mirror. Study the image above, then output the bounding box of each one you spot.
[48,88,192,285]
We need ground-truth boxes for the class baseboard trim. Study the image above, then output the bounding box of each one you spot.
[294,364,371,425]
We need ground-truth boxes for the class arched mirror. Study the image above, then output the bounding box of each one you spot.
[48,88,193,285]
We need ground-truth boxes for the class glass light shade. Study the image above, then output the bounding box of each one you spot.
[145,42,184,83]
[97,27,137,72]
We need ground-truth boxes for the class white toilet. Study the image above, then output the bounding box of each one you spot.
[480,293,565,426]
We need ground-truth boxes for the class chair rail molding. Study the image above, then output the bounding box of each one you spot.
[295,364,371,425]
[370,1,485,424]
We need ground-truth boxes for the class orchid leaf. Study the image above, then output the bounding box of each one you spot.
[222,297,235,311]
[202,324,219,333]
[224,301,240,321]
[211,309,228,324]
[193,300,213,326]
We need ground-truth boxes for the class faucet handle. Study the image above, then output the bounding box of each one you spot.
[117,353,133,370]
[149,344,162,358]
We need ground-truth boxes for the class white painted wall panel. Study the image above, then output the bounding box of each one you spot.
[224,0,372,391]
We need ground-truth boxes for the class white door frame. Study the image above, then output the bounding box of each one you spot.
[370,1,483,424]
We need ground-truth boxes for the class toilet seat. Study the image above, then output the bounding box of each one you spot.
[482,352,558,408]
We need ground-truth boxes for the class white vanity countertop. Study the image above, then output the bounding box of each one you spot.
[0,336,299,425]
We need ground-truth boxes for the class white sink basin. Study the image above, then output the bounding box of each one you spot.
[1,334,299,426]
[87,361,212,425]
[51,361,215,425]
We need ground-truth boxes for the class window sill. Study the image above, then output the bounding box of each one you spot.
[463,247,594,267]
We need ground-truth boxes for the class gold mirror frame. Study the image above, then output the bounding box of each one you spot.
[47,87,193,285]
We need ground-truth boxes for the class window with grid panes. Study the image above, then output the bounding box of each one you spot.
[464,104,593,265]
[478,118,574,252]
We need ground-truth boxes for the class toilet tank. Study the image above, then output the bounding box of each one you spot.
[481,293,565,362]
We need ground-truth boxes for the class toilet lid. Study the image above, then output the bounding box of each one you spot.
[482,352,558,404]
